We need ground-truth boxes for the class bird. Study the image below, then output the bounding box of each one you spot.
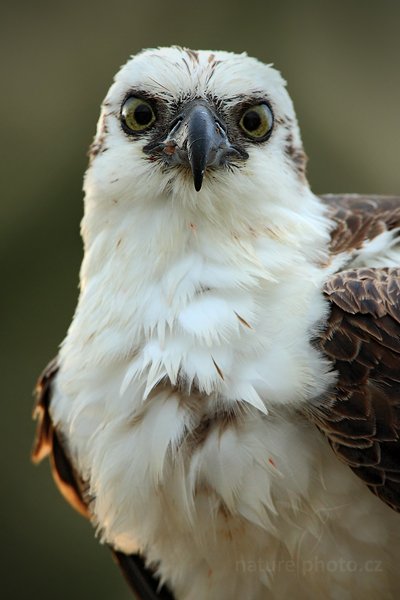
[32,46,400,600]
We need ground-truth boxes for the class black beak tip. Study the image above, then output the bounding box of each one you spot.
[193,169,204,192]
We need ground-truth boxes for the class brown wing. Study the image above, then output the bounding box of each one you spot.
[310,267,400,512]
[32,359,175,600]
[32,358,89,517]
[319,194,400,255]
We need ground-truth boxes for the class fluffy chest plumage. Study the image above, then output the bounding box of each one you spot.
[62,210,332,405]
[49,211,400,599]
[53,225,329,538]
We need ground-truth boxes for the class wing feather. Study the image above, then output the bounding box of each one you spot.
[311,268,400,512]
[319,194,400,255]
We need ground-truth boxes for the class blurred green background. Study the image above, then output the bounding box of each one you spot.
[2,0,399,598]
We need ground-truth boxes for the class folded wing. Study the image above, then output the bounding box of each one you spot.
[311,267,400,512]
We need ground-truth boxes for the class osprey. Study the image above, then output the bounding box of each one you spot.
[33,47,400,599]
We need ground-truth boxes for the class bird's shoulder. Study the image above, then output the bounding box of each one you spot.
[320,193,400,255]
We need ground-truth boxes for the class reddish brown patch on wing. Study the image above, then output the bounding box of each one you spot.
[32,359,90,518]
[32,358,58,463]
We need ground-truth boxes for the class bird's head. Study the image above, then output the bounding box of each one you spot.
[85,47,309,221]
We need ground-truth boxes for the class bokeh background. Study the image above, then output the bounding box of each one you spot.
[2,0,400,598]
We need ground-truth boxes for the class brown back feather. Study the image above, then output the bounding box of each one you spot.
[319,194,400,255]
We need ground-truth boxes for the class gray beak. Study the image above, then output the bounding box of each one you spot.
[144,101,248,191]
[185,104,228,191]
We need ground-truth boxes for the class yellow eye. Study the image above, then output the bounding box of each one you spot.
[121,97,156,132]
[239,103,273,139]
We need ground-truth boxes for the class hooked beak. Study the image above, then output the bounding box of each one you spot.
[144,101,248,191]
[185,104,227,191]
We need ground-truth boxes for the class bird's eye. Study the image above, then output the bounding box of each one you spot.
[239,103,273,140]
[121,97,156,133]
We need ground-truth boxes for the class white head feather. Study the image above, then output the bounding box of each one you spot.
[84,47,319,235]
